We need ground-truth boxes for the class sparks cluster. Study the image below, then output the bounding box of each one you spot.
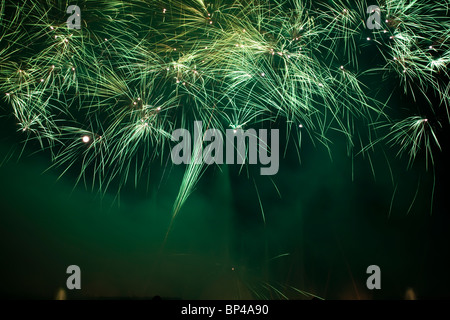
[0,0,448,207]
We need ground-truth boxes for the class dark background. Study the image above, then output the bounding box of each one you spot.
[0,0,449,300]
[1,113,449,299]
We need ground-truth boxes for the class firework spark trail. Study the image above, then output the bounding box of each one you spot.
[0,0,448,215]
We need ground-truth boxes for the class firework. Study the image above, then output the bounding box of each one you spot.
[0,0,448,220]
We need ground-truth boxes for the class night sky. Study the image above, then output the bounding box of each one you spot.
[1,118,449,299]
[1,0,449,300]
